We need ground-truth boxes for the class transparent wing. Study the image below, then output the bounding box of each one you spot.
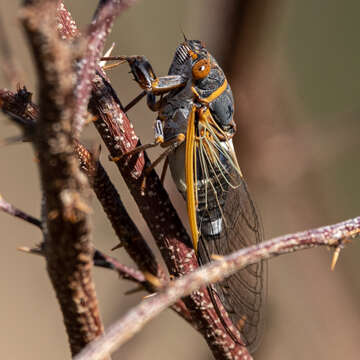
[195,114,265,351]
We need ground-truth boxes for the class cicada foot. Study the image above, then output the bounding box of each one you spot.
[109,140,161,163]
[140,133,185,195]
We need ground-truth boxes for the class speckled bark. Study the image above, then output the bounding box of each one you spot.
[20,1,105,356]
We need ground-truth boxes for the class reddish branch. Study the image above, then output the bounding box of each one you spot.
[74,216,360,360]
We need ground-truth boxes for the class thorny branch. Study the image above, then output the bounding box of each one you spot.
[20,0,106,356]
[74,216,360,360]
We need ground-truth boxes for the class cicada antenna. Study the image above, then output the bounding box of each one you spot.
[178,22,188,42]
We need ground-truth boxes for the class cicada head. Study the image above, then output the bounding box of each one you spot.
[169,40,213,81]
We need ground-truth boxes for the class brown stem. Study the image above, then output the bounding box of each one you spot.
[20,1,105,356]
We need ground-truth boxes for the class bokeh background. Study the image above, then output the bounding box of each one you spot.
[1,1,360,359]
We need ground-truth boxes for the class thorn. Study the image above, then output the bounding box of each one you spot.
[102,61,124,71]
[109,154,121,162]
[111,242,123,251]
[74,198,93,215]
[331,246,342,271]
[237,315,247,331]
[84,114,98,125]
[143,292,157,299]
[211,254,225,261]
[48,209,59,220]
[140,177,147,196]
[143,271,162,289]
[125,285,144,295]
[18,246,43,256]
[0,135,25,147]
[99,42,116,68]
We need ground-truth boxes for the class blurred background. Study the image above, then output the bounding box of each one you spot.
[1,0,360,359]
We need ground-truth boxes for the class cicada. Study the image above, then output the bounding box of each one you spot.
[107,39,264,350]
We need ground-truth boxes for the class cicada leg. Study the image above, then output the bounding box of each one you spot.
[110,118,166,163]
[102,55,187,94]
[102,55,186,113]
[140,133,185,194]
[160,156,169,184]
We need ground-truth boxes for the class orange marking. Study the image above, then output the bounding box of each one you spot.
[202,78,228,103]
[185,105,199,253]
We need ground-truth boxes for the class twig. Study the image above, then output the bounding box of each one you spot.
[18,243,146,284]
[56,1,199,333]
[0,194,41,228]
[92,250,145,282]
[74,216,360,360]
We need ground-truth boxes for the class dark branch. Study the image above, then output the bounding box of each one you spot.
[0,194,42,228]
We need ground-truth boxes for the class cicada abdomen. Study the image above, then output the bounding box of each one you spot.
[194,118,264,350]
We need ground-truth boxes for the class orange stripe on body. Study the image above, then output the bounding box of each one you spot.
[185,105,199,253]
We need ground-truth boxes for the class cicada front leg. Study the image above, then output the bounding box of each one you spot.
[101,55,187,111]
[106,55,188,184]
